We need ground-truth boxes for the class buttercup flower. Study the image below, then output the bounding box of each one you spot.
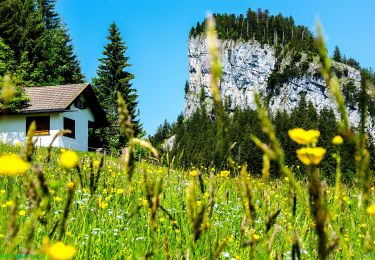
[296,147,326,165]
[59,151,79,170]
[288,128,320,145]
[332,135,343,145]
[0,154,30,176]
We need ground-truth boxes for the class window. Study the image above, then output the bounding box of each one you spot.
[26,116,50,136]
[63,117,75,139]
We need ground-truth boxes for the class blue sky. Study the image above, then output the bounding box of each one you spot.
[56,0,375,135]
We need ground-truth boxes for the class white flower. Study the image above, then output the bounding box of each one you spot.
[222,252,230,258]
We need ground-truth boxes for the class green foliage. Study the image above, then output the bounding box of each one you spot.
[0,75,30,113]
[168,96,370,182]
[0,0,83,86]
[332,46,342,62]
[92,22,142,151]
[0,38,12,76]
[191,9,316,52]
[0,38,29,112]
[149,120,172,148]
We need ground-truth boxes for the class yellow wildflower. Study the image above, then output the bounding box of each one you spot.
[42,238,76,260]
[220,170,230,178]
[252,233,260,241]
[59,151,79,170]
[332,135,344,145]
[189,170,198,177]
[367,204,375,217]
[18,210,26,216]
[288,128,320,145]
[6,200,14,207]
[54,197,63,202]
[141,199,148,207]
[296,147,326,165]
[66,182,74,189]
[93,160,100,168]
[98,197,108,209]
[0,154,30,176]
[116,188,124,194]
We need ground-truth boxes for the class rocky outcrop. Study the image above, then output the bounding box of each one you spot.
[185,36,374,137]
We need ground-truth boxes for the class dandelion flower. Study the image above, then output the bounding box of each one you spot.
[0,154,30,176]
[66,182,74,189]
[332,135,343,145]
[288,128,320,145]
[296,147,326,165]
[59,151,79,170]
[18,210,26,216]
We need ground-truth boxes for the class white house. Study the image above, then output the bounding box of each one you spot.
[0,83,109,151]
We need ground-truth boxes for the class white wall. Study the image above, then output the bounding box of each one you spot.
[59,103,95,151]
[0,113,60,147]
[0,103,95,151]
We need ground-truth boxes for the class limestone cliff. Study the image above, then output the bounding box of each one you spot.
[184,36,374,137]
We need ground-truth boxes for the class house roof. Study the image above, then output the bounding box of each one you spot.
[23,83,87,113]
[21,83,109,127]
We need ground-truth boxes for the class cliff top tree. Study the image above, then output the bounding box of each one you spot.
[332,46,342,62]
[93,22,142,149]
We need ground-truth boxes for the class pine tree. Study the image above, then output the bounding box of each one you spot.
[93,22,142,150]
[332,46,342,62]
[0,0,83,86]
[38,0,59,30]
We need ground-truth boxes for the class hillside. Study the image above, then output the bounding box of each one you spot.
[185,9,375,138]
[0,142,374,258]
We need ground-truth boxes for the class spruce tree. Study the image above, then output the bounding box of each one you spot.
[332,46,342,62]
[38,0,59,30]
[0,0,83,86]
[93,22,142,150]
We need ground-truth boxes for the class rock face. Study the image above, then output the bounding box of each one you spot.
[185,36,375,138]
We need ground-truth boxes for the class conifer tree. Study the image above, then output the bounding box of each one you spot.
[93,22,142,150]
[0,0,83,86]
[38,0,59,29]
[332,46,342,62]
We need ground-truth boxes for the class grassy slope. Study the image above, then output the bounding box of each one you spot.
[0,143,374,259]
